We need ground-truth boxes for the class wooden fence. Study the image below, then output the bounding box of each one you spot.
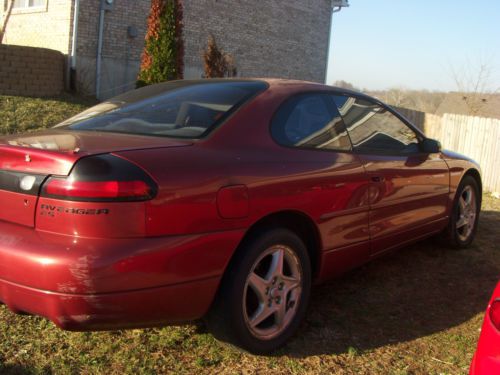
[396,107,500,193]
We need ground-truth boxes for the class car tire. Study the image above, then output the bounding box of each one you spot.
[206,228,311,354]
[441,175,481,249]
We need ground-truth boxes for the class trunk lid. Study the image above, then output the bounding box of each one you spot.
[0,130,191,227]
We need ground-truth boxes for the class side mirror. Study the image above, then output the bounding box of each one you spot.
[421,138,441,154]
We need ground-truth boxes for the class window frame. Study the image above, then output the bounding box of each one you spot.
[269,91,354,154]
[331,92,427,156]
[12,0,47,14]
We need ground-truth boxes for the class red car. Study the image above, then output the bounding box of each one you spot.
[471,282,500,374]
[0,79,481,353]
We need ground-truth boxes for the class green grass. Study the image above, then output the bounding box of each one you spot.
[0,94,94,134]
[0,95,499,374]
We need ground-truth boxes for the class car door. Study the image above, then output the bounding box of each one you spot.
[331,94,450,256]
[269,93,372,278]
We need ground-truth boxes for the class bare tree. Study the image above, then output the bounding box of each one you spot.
[367,88,446,115]
[203,35,237,78]
[384,87,408,108]
[368,87,410,108]
[333,80,360,91]
[450,58,499,116]
[0,0,14,44]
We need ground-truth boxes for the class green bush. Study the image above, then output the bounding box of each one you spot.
[137,0,183,87]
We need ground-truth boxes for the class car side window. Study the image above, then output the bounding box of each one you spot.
[271,94,351,151]
[332,95,420,154]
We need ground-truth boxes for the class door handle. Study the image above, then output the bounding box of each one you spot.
[371,176,385,183]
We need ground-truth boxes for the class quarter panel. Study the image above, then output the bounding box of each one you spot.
[120,146,371,252]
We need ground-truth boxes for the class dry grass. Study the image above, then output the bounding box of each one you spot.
[0,96,499,374]
[0,95,94,134]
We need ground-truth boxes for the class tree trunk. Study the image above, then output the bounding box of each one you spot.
[0,0,15,44]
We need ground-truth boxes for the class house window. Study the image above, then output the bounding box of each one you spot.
[13,0,45,9]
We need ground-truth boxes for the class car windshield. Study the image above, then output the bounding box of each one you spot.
[55,80,267,139]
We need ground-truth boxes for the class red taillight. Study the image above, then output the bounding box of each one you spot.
[45,179,150,199]
[41,154,157,202]
[490,300,500,331]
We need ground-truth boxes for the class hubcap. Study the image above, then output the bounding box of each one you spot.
[243,245,302,340]
[456,185,477,242]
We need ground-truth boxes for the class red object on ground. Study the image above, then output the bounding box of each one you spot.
[470,282,500,375]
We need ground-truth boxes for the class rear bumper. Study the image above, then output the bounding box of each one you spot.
[0,276,220,330]
[0,220,243,329]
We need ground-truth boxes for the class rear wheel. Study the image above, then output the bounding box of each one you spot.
[441,175,481,248]
[206,228,311,354]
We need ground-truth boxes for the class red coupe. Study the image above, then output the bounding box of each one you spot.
[471,282,500,374]
[0,79,481,353]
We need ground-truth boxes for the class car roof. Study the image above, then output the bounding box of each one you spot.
[254,78,380,101]
[171,77,355,92]
[119,78,377,106]
[159,78,378,103]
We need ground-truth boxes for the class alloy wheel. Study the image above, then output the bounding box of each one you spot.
[456,185,477,242]
[242,245,303,340]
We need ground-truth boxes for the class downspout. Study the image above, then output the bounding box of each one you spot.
[324,8,334,84]
[70,0,80,70]
[96,1,106,100]
[69,0,80,90]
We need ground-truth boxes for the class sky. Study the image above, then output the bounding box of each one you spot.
[326,0,500,92]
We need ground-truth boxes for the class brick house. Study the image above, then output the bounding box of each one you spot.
[1,0,334,99]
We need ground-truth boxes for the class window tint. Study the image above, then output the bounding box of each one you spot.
[271,94,351,151]
[332,95,420,154]
[55,81,266,139]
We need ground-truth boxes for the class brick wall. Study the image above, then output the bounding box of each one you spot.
[0,0,73,55]
[75,0,150,97]
[0,45,64,96]
[74,0,331,98]
[1,0,332,98]
[183,0,332,83]
[76,0,149,61]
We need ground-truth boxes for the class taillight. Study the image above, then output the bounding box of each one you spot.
[490,300,500,331]
[41,154,157,202]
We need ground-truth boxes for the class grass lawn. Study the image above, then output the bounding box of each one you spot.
[0,95,94,134]
[0,95,499,374]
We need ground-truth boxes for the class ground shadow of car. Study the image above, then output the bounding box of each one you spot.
[282,209,500,357]
[0,363,47,375]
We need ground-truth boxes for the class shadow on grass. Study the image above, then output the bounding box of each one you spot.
[283,209,500,357]
[0,363,50,375]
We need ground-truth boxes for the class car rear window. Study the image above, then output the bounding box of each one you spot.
[55,81,267,139]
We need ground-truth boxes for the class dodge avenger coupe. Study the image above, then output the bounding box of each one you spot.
[0,79,481,353]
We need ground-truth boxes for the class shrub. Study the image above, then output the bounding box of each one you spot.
[137,0,184,87]
[203,35,237,78]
